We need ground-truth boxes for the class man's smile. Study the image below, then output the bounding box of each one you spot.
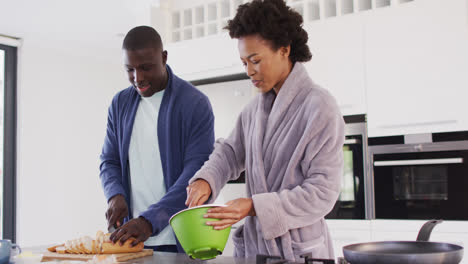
[136,84,150,93]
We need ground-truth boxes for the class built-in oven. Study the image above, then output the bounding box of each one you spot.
[326,115,369,220]
[368,133,468,220]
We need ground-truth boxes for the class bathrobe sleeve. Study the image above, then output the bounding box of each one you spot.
[252,104,345,240]
[189,112,247,203]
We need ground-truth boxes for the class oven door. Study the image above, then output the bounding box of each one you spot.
[371,141,468,220]
[326,135,366,219]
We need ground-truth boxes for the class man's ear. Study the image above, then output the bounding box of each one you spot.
[162,50,168,65]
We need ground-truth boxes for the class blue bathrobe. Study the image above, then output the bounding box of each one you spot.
[99,65,214,249]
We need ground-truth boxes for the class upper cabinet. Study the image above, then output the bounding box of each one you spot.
[166,33,243,81]
[304,14,367,116]
[154,0,468,136]
[363,0,468,137]
[159,0,245,81]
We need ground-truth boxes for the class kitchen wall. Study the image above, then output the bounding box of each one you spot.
[0,0,155,246]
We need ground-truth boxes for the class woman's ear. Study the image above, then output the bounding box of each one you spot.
[280,45,291,58]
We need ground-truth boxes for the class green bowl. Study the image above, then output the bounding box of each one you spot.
[169,204,231,260]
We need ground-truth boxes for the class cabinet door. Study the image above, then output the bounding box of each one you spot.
[304,14,367,116]
[327,220,372,257]
[166,34,244,81]
[364,0,468,137]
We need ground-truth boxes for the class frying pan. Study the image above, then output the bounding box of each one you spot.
[343,220,464,264]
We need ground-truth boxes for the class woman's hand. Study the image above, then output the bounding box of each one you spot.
[185,179,212,208]
[204,198,256,230]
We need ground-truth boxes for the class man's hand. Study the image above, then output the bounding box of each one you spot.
[203,198,256,230]
[109,217,152,247]
[105,194,129,231]
[185,179,212,208]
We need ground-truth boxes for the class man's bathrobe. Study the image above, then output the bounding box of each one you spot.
[189,62,345,261]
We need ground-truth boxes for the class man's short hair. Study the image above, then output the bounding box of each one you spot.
[122,26,163,51]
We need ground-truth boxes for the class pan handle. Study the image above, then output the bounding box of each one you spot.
[416,220,443,241]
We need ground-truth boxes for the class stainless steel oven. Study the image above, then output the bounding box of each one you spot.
[368,135,468,220]
[326,115,370,220]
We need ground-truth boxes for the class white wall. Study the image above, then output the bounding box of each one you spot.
[196,79,256,139]
[0,0,154,246]
[15,41,122,247]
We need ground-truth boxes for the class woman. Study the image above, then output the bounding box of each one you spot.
[185,0,344,261]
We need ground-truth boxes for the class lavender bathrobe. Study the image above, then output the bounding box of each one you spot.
[190,63,344,261]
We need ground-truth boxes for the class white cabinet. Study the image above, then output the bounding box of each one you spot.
[161,0,246,81]
[327,220,372,258]
[162,0,468,136]
[364,0,468,137]
[304,14,367,116]
[167,34,244,81]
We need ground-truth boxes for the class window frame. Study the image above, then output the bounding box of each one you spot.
[1,43,17,242]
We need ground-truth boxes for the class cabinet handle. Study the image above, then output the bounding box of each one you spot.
[344,139,361,145]
[377,120,457,129]
[374,158,463,166]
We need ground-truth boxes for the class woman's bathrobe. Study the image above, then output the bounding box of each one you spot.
[189,62,345,261]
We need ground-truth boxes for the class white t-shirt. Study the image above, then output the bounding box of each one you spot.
[128,90,176,246]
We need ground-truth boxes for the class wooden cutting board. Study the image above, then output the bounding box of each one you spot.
[41,249,153,262]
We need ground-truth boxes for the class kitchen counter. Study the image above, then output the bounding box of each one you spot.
[121,252,256,264]
[20,246,258,264]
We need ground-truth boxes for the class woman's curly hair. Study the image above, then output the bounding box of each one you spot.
[225,0,312,63]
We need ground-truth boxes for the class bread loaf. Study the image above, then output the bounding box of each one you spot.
[100,233,144,254]
[47,244,64,252]
[55,246,67,254]
[47,231,144,254]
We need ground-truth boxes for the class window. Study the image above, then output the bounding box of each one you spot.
[0,43,17,242]
[0,48,3,239]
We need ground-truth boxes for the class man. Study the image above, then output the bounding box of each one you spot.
[99,26,214,252]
